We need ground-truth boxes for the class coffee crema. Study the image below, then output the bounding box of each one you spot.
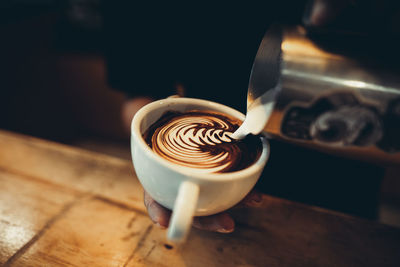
[143,110,262,173]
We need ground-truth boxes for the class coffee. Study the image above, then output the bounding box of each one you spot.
[143,110,262,173]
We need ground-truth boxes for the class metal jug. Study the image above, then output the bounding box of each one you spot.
[249,25,400,163]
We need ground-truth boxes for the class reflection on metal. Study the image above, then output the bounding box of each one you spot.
[248,25,400,162]
[281,70,400,95]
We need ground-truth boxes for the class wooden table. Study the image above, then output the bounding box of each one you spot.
[0,130,399,267]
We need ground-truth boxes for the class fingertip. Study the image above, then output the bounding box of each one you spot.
[193,213,235,233]
[217,213,235,233]
[155,222,167,229]
[144,191,171,228]
[216,228,234,233]
[147,201,171,227]
[307,0,351,27]
[310,0,329,26]
[243,191,263,207]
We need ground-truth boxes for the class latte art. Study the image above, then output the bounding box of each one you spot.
[144,110,262,173]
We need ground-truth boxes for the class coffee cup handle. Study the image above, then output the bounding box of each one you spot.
[167,181,199,243]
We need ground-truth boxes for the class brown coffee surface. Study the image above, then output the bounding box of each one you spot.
[143,110,262,173]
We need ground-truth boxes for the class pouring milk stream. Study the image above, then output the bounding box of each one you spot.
[231,85,278,140]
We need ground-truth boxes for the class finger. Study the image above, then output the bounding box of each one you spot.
[122,97,153,136]
[192,213,235,233]
[307,0,351,26]
[241,190,263,207]
[143,191,171,228]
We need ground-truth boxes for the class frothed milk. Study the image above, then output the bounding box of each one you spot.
[143,110,262,173]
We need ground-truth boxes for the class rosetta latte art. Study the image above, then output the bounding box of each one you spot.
[144,110,262,173]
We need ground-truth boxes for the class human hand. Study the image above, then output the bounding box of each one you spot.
[144,190,263,233]
[121,97,154,136]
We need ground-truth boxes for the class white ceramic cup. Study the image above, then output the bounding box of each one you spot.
[131,97,270,242]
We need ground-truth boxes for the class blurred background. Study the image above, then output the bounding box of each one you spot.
[0,0,399,227]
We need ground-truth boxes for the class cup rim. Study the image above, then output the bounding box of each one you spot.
[131,97,270,181]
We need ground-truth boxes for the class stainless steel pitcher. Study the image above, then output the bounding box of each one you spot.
[249,25,400,163]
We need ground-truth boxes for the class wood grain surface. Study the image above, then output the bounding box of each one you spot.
[0,130,399,267]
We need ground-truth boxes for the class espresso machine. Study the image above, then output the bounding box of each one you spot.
[248,25,400,164]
